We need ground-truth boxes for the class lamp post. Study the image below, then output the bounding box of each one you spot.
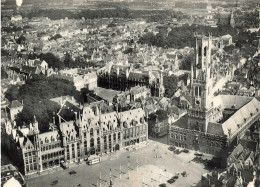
[99,172,101,187]
[119,163,121,179]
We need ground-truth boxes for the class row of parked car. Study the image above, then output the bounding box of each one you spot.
[158,171,188,186]
[168,146,190,154]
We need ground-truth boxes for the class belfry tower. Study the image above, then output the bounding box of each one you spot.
[188,34,214,133]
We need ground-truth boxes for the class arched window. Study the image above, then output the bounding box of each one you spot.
[118,132,121,140]
[109,135,111,141]
[113,133,116,141]
[104,136,107,143]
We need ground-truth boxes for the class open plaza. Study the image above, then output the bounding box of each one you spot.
[27,140,212,187]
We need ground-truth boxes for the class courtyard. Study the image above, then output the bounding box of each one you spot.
[27,140,211,187]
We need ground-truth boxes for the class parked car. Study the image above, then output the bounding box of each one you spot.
[168,146,176,151]
[51,180,58,185]
[69,170,77,175]
[183,149,189,153]
[159,183,167,187]
[174,149,181,154]
[194,152,203,156]
[167,179,175,184]
[172,175,179,179]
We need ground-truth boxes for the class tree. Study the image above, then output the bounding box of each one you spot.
[1,67,8,79]
[180,52,194,70]
[49,34,62,40]
[163,75,179,98]
[6,75,78,132]
[39,52,65,70]
[64,52,73,68]
[16,35,26,44]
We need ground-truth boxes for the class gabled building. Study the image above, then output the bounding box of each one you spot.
[2,100,148,176]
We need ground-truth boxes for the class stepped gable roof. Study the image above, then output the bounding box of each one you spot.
[58,101,81,122]
[10,100,23,108]
[221,98,260,137]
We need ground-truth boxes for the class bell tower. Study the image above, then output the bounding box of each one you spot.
[188,34,214,133]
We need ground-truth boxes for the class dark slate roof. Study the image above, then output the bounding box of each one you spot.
[21,66,37,74]
[58,101,81,122]
[128,72,149,81]
[207,122,224,136]
[239,139,258,152]
[10,100,23,108]
[173,115,188,129]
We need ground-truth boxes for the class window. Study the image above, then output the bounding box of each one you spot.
[97,137,100,152]
[72,144,75,159]
[90,138,94,147]
[118,133,121,140]
[198,46,202,56]
[204,47,207,57]
[113,133,116,141]
[67,145,70,160]
[77,143,80,157]
[90,128,94,136]
[84,141,87,155]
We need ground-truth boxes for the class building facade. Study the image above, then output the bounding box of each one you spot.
[97,64,164,97]
[3,101,148,175]
[169,35,260,157]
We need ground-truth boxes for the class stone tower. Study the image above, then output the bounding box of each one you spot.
[188,34,214,133]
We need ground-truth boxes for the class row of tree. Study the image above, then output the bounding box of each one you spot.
[139,25,237,49]
[5,75,82,132]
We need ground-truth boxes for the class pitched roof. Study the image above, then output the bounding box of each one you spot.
[58,101,81,122]
[221,98,260,137]
[207,122,225,136]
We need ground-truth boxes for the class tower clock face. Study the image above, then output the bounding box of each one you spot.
[195,100,200,105]
[196,63,201,69]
